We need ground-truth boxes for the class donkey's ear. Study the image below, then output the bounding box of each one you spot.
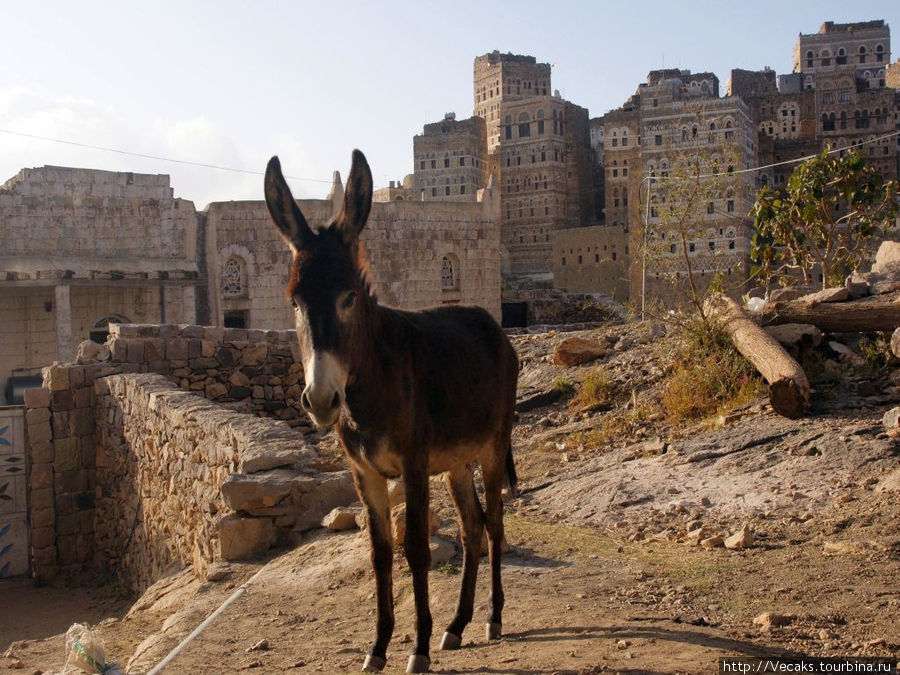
[264,156,315,251]
[336,149,373,243]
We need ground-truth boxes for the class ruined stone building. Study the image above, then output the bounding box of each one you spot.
[0,166,501,405]
[0,167,201,404]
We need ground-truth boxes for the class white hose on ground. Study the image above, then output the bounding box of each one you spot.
[147,563,271,674]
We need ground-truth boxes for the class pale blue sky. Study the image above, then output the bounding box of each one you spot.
[1,1,896,207]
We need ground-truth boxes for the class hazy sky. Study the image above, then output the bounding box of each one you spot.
[2,1,897,207]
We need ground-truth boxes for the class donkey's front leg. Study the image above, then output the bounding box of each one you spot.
[352,465,394,673]
[403,462,433,673]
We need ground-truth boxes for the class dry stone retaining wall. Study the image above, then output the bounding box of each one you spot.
[25,323,357,589]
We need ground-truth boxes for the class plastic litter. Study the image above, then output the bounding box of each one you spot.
[746,297,767,313]
[64,623,122,674]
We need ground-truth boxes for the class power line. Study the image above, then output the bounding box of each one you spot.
[0,128,335,184]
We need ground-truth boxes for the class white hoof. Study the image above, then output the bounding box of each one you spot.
[486,621,502,640]
[440,631,462,650]
[362,654,386,672]
[406,653,431,673]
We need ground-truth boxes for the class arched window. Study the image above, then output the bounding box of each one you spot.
[223,256,247,298]
[875,44,884,62]
[90,314,130,345]
[441,255,460,291]
[859,45,867,64]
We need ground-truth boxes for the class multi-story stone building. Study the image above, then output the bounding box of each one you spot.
[474,52,552,154]
[794,20,892,91]
[498,94,593,275]
[412,113,487,202]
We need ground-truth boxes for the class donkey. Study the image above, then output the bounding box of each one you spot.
[264,150,519,673]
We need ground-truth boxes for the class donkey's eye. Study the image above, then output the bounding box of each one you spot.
[340,291,357,311]
[290,297,300,310]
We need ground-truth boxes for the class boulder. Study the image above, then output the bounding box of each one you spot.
[769,287,811,302]
[76,340,111,364]
[391,503,438,544]
[220,470,297,511]
[219,515,276,560]
[552,337,606,367]
[724,525,755,550]
[798,287,849,304]
[883,407,900,438]
[753,612,795,630]
[322,506,362,531]
[872,240,900,278]
[430,536,457,568]
[764,324,823,349]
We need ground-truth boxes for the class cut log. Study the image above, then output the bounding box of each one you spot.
[758,292,900,333]
[706,295,810,419]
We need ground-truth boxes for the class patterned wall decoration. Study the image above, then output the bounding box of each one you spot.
[0,407,28,577]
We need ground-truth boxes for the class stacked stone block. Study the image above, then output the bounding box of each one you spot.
[92,373,353,592]
[24,323,359,589]
[106,323,311,432]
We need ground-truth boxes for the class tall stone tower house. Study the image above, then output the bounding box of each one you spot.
[474,52,552,154]
[412,114,487,202]
[472,52,594,277]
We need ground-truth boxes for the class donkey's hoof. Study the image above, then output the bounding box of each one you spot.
[440,631,462,650]
[406,654,431,673]
[486,621,502,640]
[362,654,386,672]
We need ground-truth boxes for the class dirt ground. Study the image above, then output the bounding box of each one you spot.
[2,325,898,674]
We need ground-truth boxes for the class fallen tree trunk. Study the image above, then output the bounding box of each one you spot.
[758,292,900,333]
[706,294,810,419]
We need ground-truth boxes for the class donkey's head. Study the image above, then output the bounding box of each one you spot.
[264,150,373,428]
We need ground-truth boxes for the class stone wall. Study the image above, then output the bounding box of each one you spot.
[553,225,630,301]
[92,373,353,592]
[23,325,357,589]
[207,189,502,326]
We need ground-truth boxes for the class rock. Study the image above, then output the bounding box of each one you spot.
[388,479,405,508]
[724,525,755,550]
[647,323,667,340]
[891,328,900,359]
[769,287,812,302]
[219,515,277,560]
[798,287,849,304]
[616,639,630,649]
[875,467,900,493]
[229,371,251,387]
[700,535,725,549]
[642,437,667,455]
[819,628,839,641]
[753,612,795,630]
[870,279,900,295]
[828,341,864,365]
[552,337,607,367]
[430,536,456,568]
[845,274,870,299]
[883,407,900,437]
[246,639,269,652]
[322,506,361,531]
[206,561,232,582]
[221,470,296,511]
[872,240,900,277]
[76,339,111,364]
[764,324,823,349]
[822,541,873,555]
[391,503,437,544]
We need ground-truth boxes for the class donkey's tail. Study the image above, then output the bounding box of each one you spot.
[504,442,518,498]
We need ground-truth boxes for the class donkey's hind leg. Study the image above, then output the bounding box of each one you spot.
[440,466,485,650]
